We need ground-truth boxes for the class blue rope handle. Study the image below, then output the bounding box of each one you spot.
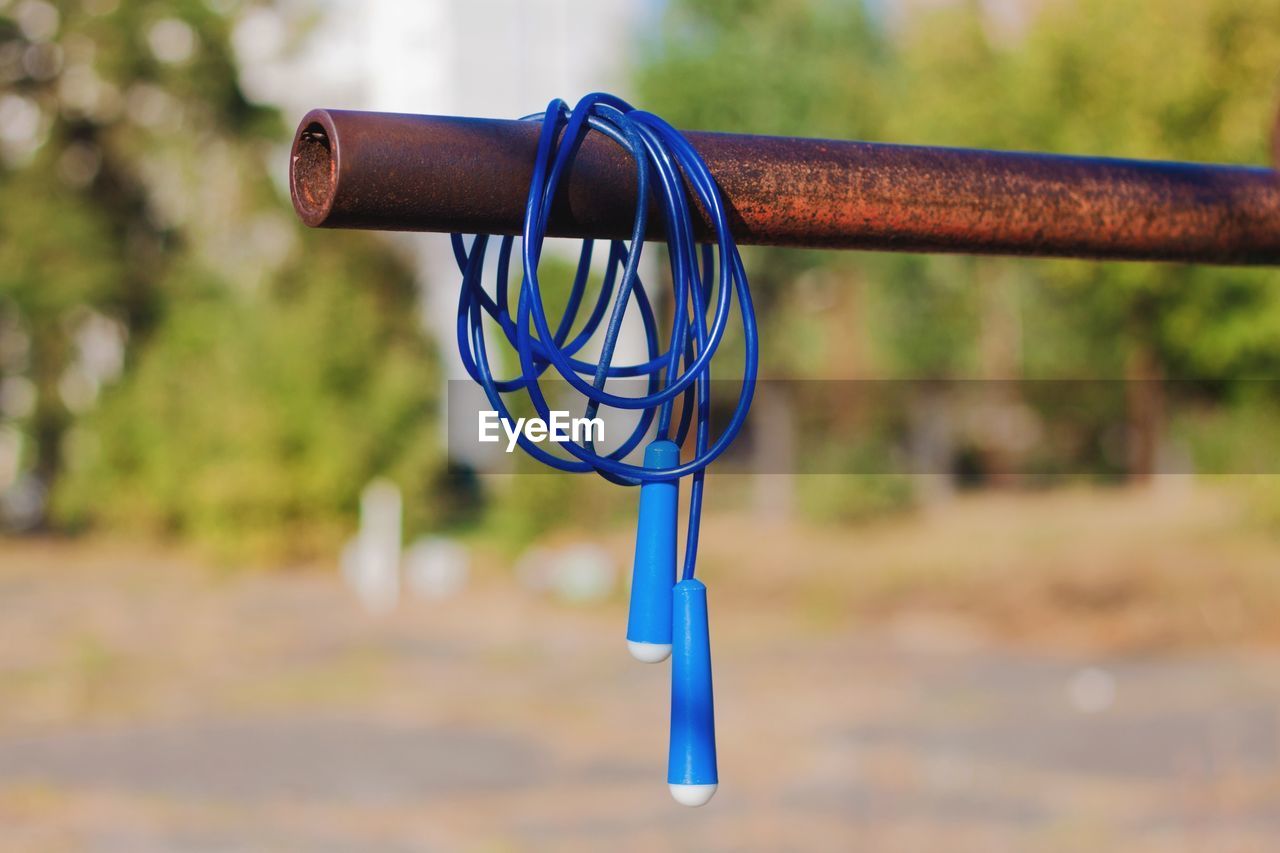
[450,92,757,583]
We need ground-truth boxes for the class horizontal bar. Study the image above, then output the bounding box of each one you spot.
[290,108,1280,265]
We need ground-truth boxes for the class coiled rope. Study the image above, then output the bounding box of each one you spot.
[451,92,757,582]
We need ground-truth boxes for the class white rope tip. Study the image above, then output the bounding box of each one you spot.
[628,640,672,663]
[669,783,717,807]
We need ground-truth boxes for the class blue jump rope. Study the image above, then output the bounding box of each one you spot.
[451,93,757,806]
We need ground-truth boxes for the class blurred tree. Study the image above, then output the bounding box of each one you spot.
[0,1,443,555]
[637,0,1280,494]
[893,0,1280,480]
[56,232,442,560]
[0,1,270,523]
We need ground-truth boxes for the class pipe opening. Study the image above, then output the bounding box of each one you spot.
[292,121,335,221]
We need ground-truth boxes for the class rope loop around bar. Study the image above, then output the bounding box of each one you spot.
[451,92,757,579]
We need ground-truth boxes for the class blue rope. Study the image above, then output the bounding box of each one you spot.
[451,93,757,582]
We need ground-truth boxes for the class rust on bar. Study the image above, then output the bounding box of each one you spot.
[291,108,1280,265]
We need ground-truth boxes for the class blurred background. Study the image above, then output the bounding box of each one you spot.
[6,0,1280,849]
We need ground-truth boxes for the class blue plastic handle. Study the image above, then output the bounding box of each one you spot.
[626,439,679,662]
[667,578,717,806]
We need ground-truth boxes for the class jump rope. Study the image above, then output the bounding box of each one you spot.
[451,93,757,806]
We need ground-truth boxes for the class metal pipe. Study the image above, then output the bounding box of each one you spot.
[291,108,1280,265]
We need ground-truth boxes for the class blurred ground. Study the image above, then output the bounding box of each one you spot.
[3,483,1280,851]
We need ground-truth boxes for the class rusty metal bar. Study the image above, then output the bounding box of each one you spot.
[290,108,1280,265]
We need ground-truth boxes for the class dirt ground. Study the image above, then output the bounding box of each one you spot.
[3,484,1280,851]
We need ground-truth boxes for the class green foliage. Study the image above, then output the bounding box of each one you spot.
[482,468,634,556]
[799,469,914,524]
[639,0,1280,503]
[56,232,440,561]
[883,0,1280,383]
[0,0,276,514]
[1171,394,1280,480]
[1,2,444,555]
[639,0,888,138]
